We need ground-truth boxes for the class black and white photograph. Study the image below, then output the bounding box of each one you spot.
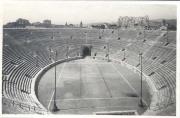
[0,0,178,117]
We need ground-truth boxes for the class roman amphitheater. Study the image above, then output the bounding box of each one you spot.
[2,28,176,115]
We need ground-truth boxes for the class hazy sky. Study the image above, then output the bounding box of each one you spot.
[3,1,177,24]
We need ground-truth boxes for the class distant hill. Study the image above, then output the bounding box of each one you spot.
[166,19,176,30]
[150,19,176,30]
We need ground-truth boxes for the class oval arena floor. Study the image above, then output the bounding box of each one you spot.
[37,57,151,114]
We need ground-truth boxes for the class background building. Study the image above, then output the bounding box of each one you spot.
[3,18,30,28]
[80,21,83,28]
[43,19,51,27]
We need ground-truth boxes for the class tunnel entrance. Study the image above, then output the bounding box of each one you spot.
[81,45,92,57]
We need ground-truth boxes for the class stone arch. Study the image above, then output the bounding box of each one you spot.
[81,45,92,57]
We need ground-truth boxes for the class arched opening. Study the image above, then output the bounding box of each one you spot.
[81,45,92,57]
